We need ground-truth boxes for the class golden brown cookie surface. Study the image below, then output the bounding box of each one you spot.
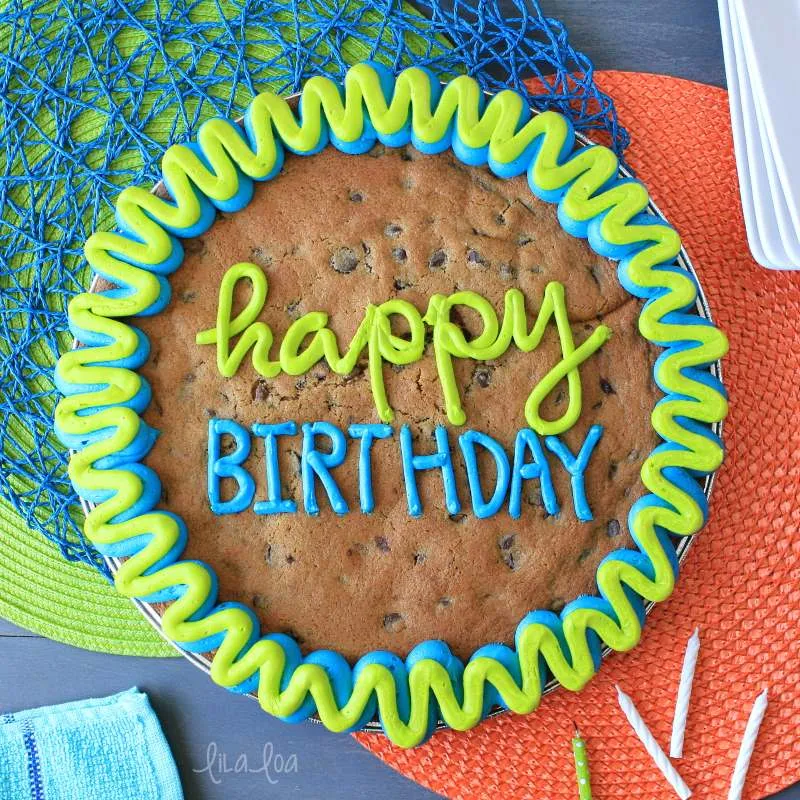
[134,144,659,661]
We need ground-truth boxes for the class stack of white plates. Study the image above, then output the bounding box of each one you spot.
[718,0,800,269]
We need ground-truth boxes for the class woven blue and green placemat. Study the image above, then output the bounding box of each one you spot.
[0,0,626,656]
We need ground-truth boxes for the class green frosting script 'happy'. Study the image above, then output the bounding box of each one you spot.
[196,262,612,435]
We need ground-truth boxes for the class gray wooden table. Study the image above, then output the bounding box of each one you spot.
[1,2,796,798]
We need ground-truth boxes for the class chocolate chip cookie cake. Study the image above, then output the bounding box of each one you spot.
[56,62,728,746]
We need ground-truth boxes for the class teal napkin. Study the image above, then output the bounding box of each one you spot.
[0,688,183,800]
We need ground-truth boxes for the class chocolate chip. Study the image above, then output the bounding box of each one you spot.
[587,263,603,287]
[449,513,467,524]
[361,241,371,256]
[183,372,196,384]
[349,190,364,202]
[473,366,492,388]
[251,379,270,401]
[204,408,216,417]
[384,223,403,238]
[578,547,594,564]
[368,143,385,158]
[331,247,359,273]
[413,551,426,566]
[466,249,487,265]
[497,534,519,569]
[499,262,517,281]
[179,289,197,303]
[549,598,566,613]
[501,551,517,570]
[607,519,621,538]
[249,246,272,267]
[499,534,516,551]
[600,378,616,395]
[627,449,640,461]
[607,461,618,480]
[265,544,272,565]
[374,535,390,553]
[252,594,268,610]
[517,233,534,246]
[400,146,414,161]
[391,247,407,263]
[285,554,296,564]
[437,597,453,609]
[591,400,603,410]
[383,612,406,632]
[428,249,447,270]
[393,277,411,290]
[286,299,302,319]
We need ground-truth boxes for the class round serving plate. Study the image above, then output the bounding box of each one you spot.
[78,91,724,734]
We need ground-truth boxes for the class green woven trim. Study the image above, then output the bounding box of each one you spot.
[0,498,175,657]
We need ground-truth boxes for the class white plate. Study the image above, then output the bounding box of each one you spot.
[719,0,800,269]
[735,0,800,240]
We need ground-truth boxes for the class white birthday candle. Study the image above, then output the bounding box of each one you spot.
[616,685,692,800]
[727,689,768,800]
[670,627,701,758]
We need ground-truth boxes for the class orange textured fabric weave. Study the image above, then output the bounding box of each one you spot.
[355,71,800,800]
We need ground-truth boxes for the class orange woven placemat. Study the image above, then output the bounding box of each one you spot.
[355,71,800,800]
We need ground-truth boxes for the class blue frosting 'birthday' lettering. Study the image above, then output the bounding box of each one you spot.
[399,424,461,518]
[348,423,393,513]
[508,428,559,519]
[544,424,604,521]
[459,430,511,519]
[205,418,604,522]
[207,418,256,514]
[252,420,297,515]
[301,421,349,515]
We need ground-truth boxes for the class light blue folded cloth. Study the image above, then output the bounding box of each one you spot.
[0,687,183,800]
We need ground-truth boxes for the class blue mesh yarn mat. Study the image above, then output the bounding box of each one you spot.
[0,0,628,577]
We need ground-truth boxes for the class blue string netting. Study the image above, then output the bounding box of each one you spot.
[0,0,629,578]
